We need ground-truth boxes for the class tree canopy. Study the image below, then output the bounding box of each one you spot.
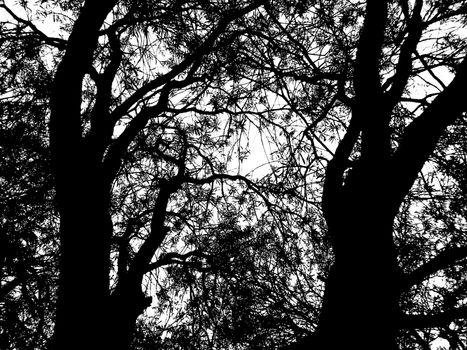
[1,0,466,349]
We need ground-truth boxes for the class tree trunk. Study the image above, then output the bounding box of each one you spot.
[107,279,153,350]
[51,163,114,349]
[316,160,400,349]
[52,163,152,349]
[48,1,119,348]
[317,217,399,349]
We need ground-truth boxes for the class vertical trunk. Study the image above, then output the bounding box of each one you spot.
[48,1,118,347]
[317,214,399,349]
[52,163,113,349]
[108,282,152,350]
[317,159,400,349]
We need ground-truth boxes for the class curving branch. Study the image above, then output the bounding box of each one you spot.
[87,30,124,153]
[109,0,265,122]
[401,245,467,290]
[401,306,467,329]
[1,3,67,49]
[102,79,186,184]
[145,250,211,272]
[321,115,360,220]
[389,54,467,212]
[385,0,423,107]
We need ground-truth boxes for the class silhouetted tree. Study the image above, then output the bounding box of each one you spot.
[1,0,265,349]
[2,0,467,349]
[150,1,467,349]
[220,1,467,349]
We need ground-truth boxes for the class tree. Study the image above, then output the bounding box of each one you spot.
[1,0,265,349]
[220,1,467,348]
[147,1,467,348]
[2,0,467,349]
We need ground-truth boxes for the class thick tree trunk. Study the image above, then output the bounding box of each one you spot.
[284,209,400,350]
[53,173,151,349]
[48,1,118,348]
[315,145,401,349]
[316,129,400,350]
[316,215,399,349]
[51,164,114,349]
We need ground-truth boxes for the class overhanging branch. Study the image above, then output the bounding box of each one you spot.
[401,307,467,329]
[1,3,67,49]
[401,245,467,290]
[389,55,467,211]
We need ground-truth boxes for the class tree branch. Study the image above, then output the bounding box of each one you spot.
[352,1,392,168]
[1,3,67,49]
[322,116,360,220]
[389,55,467,211]
[145,251,211,272]
[385,0,423,107]
[0,277,21,300]
[401,245,467,289]
[401,306,467,329]
[353,0,388,100]
[102,79,186,183]
[88,30,123,153]
[109,0,265,122]
[117,218,142,280]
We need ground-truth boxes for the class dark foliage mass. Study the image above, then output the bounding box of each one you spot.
[0,19,57,348]
[0,1,466,349]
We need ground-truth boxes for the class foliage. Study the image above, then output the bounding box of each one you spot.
[0,10,57,348]
[1,0,467,349]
